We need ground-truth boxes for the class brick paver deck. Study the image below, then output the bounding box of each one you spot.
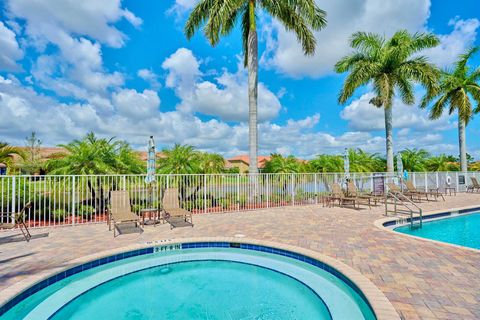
[1,193,480,319]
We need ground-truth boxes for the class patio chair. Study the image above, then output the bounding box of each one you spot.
[108,191,141,237]
[467,177,480,192]
[405,180,444,201]
[161,188,193,229]
[329,183,370,209]
[0,202,32,242]
[347,181,383,205]
[387,182,422,202]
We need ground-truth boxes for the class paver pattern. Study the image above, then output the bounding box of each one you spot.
[1,193,480,319]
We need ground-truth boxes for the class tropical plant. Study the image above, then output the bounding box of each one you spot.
[0,141,25,172]
[46,132,143,174]
[185,0,326,174]
[398,148,430,172]
[425,154,459,172]
[335,30,440,172]
[198,152,225,174]
[263,154,300,173]
[422,47,480,172]
[158,144,201,174]
[348,148,385,172]
[309,154,343,173]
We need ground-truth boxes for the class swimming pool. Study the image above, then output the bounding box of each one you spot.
[395,212,480,250]
[1,242,376,320]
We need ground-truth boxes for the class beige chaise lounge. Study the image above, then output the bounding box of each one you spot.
[0,202,32,241]
[347,181,383,205]
[467,177,480,192]
[405,180,445,201]
[328,183,371,209]
[108,191,141,237]
[162,188,193,229]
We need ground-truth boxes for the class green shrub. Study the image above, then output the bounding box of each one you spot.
[52,209,67,222]
[76,204,95,219]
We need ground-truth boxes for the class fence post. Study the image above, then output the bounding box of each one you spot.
[236,174,240,211]
[204,175,207,214]
[266,174,269,208]
[455,172,459,192]
[122,175,126,191]
[291,173,295,206]
[11,176,16,216]
[424,172,428,191]
[314,174,318,204]
[71,176,76,226]
[436,172,439,189]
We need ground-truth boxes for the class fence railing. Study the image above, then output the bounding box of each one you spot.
[0,171,478,228]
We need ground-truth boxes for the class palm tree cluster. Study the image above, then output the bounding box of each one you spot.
[336,32,479,173]
[158,144,226,174]
[46,132,144,175]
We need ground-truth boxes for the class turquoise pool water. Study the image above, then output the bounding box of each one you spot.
[53,260,330,319]
[2,247,376,320]
[395,213,480,249]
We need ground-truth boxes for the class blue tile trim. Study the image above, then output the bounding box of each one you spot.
[0,241,374,318]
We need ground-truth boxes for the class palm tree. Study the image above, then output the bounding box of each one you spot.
[335,31,440,173]
[398,148,429,172]
[309,154,343,173]
[425,154,459,172]
[185,0,326,174]
[348,148,385,172]
[422,47,480,172]
[0,142,25,172]
[263,154,300,173]
[199,152,226,174]
[46,133,143,175]
[158,144,201,174]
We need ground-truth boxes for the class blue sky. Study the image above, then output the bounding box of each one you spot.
[0,0,479,159]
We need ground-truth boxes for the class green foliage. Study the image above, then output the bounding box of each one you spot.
[46,132,144,175]
[51,209,67,222]
[348,149,385,172]
[425,155,460,171]
[397,148,430,172]
[158,144,225,174]
[423,46,480,123]
[0,142,25,172]
[336,31,440,108]
[309,154,343,172]
[263,154,301,173]
[184,0,326,67]
[76,204,95,219]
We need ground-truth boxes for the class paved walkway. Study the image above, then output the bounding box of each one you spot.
[1,193,480,319]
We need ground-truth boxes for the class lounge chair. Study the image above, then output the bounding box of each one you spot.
[405,180,444,201]
[162,188,193,229]
[0,202,32,241]
[108,191,141,237]
[467,177,480,192]
[329,183,371,209]
[347,181,383,205]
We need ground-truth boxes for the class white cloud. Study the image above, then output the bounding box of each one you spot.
[137,69,160,90]
[7,0,142,48]
[167,0,198,19]
[0,21,24,71]
[112,89,160,120]
[341,93,455,132]
[261,0,431,78]
[162,48,282,122]
[424,18,480,68]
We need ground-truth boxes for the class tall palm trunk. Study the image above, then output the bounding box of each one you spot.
[384,106,394,173]
[247,0,258,174]
[458,118,468,172]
